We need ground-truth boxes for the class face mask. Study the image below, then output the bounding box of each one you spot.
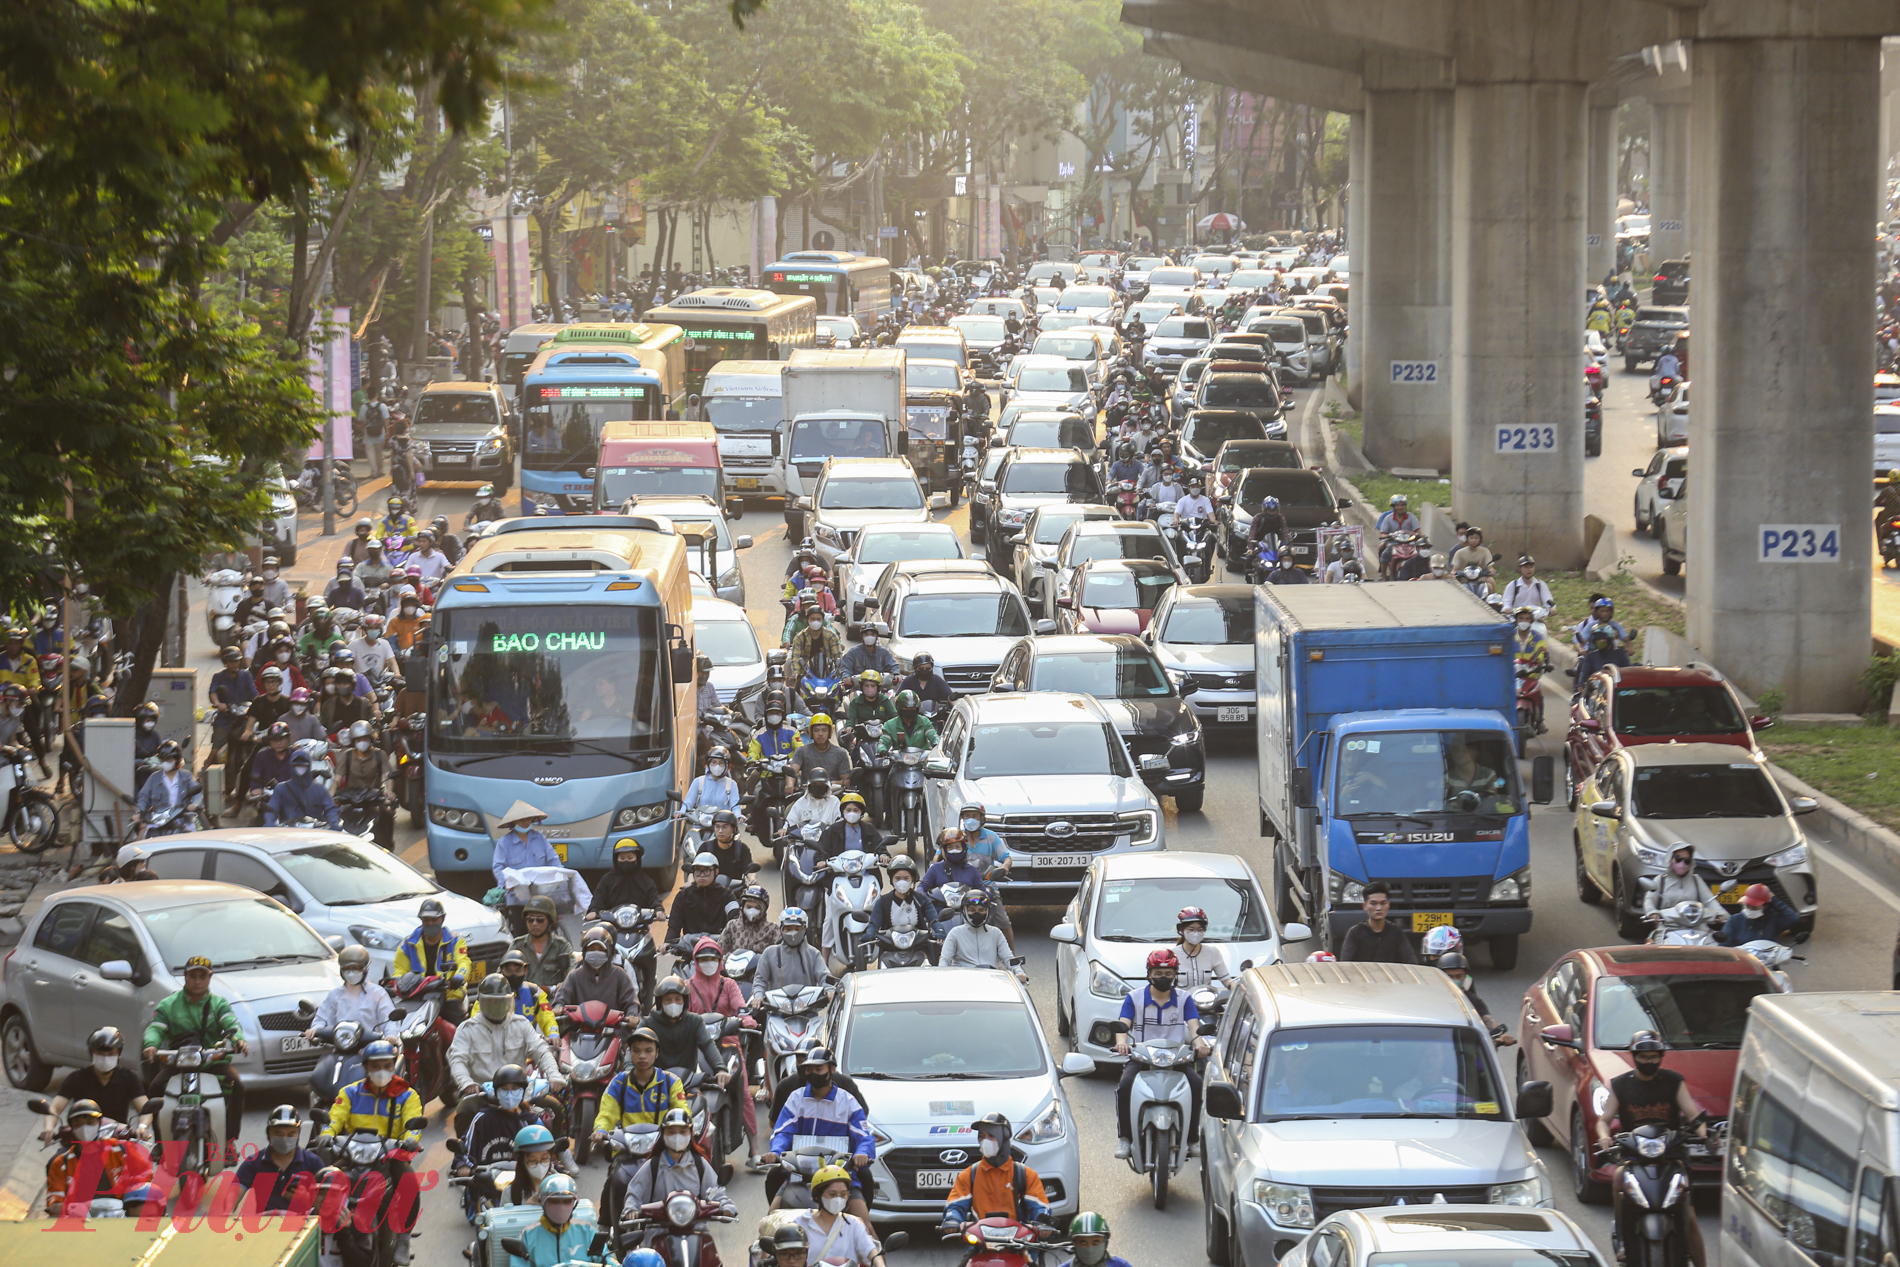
[809,785,829,799]
[139,719,155,731]
[944,849,966,866]
[93,1054,119,1074]
[402,604,418,616]
[277,652,292,663]
[343,969,365,986]
[708,762,727,778]
[292,703,310,716]
[808,619,822,631]
[665,1132,693,1153]
[1076,1245,1109,1267]
[979,1137,1000,1159]
[74,1125,99,1142]
[526,1162,551,1183]
[1183,929,1204,947]
[697,960,718,977]
[326,685,338,695]
[863,635,877,647]
[544,1202,574,1227]
[843,809,862,823]
[269,1133,298,1156]
[1150,975,1175,992]
[264,570,279,581]
[744,905,764,923]
[662,1000,684,1018]
[822,1196,848,1216]
[1517,621,1531,633]
[1635,1058,1663,1075]
[368,1068,394,1087]
[782,929,805,947]
[616,859,640,872]
[766,713,783,727]
[162,759,180,773]
[497,1088,525,1110]
[292,765,312,779]
[1744,905,1765,920]
[967,910,988,927]
[584,950,608,969]
[894,879,913,895]
[960,818,981,833]
[1671,859,1691,875]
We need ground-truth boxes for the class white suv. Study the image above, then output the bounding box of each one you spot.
[1144,314,1216,371]
[804,457,929,569]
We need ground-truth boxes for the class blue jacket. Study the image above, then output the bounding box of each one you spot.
[768,1083,876,1159]
[266,775,339,829]
[491,827,562,887]
[515,1212,600,1267]
[1718,897,1803,946]
[922,856,987,903]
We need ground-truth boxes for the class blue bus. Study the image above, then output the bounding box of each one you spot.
[518,325,685,514]
[421,517,698,893]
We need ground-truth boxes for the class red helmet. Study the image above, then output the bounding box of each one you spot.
[803,564,826,579]
[1306,951,1337,963]
[1145,948,1179,972]
[1742,883,1773,909]
[1176,906,1209,930]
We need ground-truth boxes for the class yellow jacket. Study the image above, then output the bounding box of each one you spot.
[328,1076,424,1141]
[391,928,473,1001]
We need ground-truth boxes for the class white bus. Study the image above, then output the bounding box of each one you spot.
[764,251,892,326]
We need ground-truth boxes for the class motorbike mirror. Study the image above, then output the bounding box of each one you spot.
[388,1007,408,1022]
[1636,874,1660,892]
[27,1097,51,1116]
[500,1239,530,1260]
[1530,755,1554,805]
[590,1232,612,1256]
[555,1137,571,1153]
[1516,1080,1554,1120]
[746,861,763,874]
[882,1233,911,1254]
[444,1138,466,1156]
[406,1117,427,1131]
[296,998,318,1017]
[1107,1018,1130,1034]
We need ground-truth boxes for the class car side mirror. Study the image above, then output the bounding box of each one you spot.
[1034,619,1058,635]
[1537,1024,1579,1050]
[99,959,136,982]
[728,501,747,521]
[734,535,753,550]
[874,622,892,639]
[1631,468,1646,478]
[1281,922,1312,943]
[1516,1080,1554,1120]
[1751,714,1775,731]
[1050,923,1080,945]
[1292,766,1315,809]
[1056,595,1074,608]
[1587,800,1620,819]
[1791,795,1818,815]
[1177,680,1197,697]
[324,935,346,952]
[1059,1052,1096,1077]
[923,755,955,780]
[1205,1077,1244,1120]
[1531,755,1554,805]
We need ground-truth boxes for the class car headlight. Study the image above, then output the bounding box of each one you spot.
[1765,843,1809,868]
[1253,1181,1314,1229]
[1169,730,1199,747]
[1117,809,1159,846]
[1329,872,1365,905]
[868,1124,892,1148]
[349,926,403,951]
[814,524,841,547]
[1489,866,1532,903]
[1016,1098,1066,1145]
[1088,960,1132,999]
[614,803,668,828]
[1631,842,1671,869]
[1488,1175,1548,1206]
[998,508,1030,525]
[480,437,503,453]
[429,806,484,832]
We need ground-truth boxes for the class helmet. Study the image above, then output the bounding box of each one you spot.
[1436,951,1470,975]
[894,689,920,712]
[740,884,770,907]
[289,687,313,705]
[1513,606,1536,620]
[886,854,917,877]
[1421,925,1464,959]
[627,1025,662,1048]
[354,517,373,534]
[155,739,182,762]
[972,1111,1013,1144]
[857,670,882,685]
[259,666,284,684]
[1388,493,1408,506]
[1069,1213,1111,1240]
[477,484,496,500]
[838,792,865,809]
[1593,596,1614,612]
[914,653,935,669]
[331,647,356,666]
[660,1107,694,1133]
[499,948,530,972]
[800,1046,835,1069]
[696,652,712,675]
[525,895,558,920]
[1263,496,1280,512]
[362,1039,400,1064]
[810,1163,852,1192]
[134,701,159,723]
[1145,948,1180,971]
[492,1063,529,1089]
[1518,554,1536,567]
[476,973,513,1015]
[779,907,809,929]
[808,713,834,732]
[655,974,688,1002]
[711,809,740,830]
[1742,883,1774,908]
[612,838,644,860]
[1629,1029,1668,1054]
[963,890,989,913]
[514,1124,556,1152]
[802,563,826,580]
[348,719,373,742]
[706,745,731,763]
[67,1099,103,1123]
[1176,906,1209,930]
[418,897,446,920]
[266,1104,302,1129]
[87,1026,124,1054]
[1306,951,1337,963]
[338,946,371,974]
[690,852,718,871]
[537,1173,580,1201]
[265,721,291,742]
[0,683,22,705]
[771,1226,810,1254]
[386,495,404,513]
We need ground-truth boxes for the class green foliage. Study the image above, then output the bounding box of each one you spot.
[1861,652,1900,715]
[1756,684,1787,719]
[1761,722,1900,834]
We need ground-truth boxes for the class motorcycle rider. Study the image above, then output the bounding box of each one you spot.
[1113,948,1207,1160]
[877,689,938,755]
[839,630,899,684]
[1434,952,1515,1045]
[695,652,721,719]
[783,771,844,841]
[357,539,396,593]
[448,974,563,1135]
[785,601,845,690]
[281,687,324,742]
[498,949,560,1039]
[667,852,739,946]
[951,806,1015,947]
[1107,442,1145,488]
[841,672,896,729]
[234,1104,324,1214]
[553,927,641,1017]
[343,518,378,565]
[392,896,473,1022]
[1059,1213,1132,1267]
[761,1049,877,1221]
[1448,525,1494,587]
[621,1105,737,1227]
[320,665,376,732]
[334,718,392,843]
[43,1097,151,1217]
[520,1174,598,1267]
[1172,906,1233,991]
[264,747,340,829]
[1717,882,1804,946]
[348,613,398,679]
[684,746,744,815]
[896,652,954,709]
[1375,493,1420,574]
[491,801,564,933]
[868,854,943,950]
[380,494,415,539]
[686,938,763,1166]
[510,895,579,995]
[142,955,250,1154]
[596,1026,691,1220]
[1573,595,1630,656]
[1642,843,1726,926]
[243,692,298,800]
[432,515,464,565]
[134,740,202,835]
[793,714,853,788]
[719,884,780,955]
[504,1123,569,1206]
[386,591,427,652]
[41,1026,149,1144]
[409,530,451,583]
[325,560,368,611]
[817,791,886,860]
[939,1112,1050,1232]
[1247,493,1290,555]
[941,892,1020,978]
[457,1075,551,1207]
[1500,554,1555,614]
[1595,1030,1710,1267]
[701,808,753,884]
[1574,624,1631,689]
[1174,475,1214,523]
[466,483,505,527]
[303,945,399,1044]
[755,908,826,993]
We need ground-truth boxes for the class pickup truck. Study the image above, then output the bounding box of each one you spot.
[1623,306,1690,372]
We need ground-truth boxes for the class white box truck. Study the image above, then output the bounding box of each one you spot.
[778,347,906,536]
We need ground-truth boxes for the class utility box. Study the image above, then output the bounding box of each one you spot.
[142,668,197,765]
[80,716,136,847]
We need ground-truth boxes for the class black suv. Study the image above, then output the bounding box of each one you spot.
[1650,258,1690,306]
[1623,306,1690,372]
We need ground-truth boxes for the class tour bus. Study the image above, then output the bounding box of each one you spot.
[500,323,567,404]
[701,360,788,499]
[517,323,684,514]
[763,251,893,326]
[641,289,816,397]
[420,516,698,892]
[593,419,726,512]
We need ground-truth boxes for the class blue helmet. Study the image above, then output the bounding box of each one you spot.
[537,1173,579,1200]
[514,1123,555,1152]
[1263,496,1280,512]
[624,1252,666,1267]
[362,1039,399,1063]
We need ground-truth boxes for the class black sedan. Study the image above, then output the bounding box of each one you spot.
[1217,466,1347,572]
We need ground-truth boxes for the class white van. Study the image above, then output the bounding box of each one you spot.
[1723,992,1900,1267]
[702,360,786,497]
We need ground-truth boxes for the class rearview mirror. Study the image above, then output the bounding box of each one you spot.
[1292,766,1315,809]
[1516,1080,1554,1120]
[324,936,346,952]
[99,959,136,982]
[1049,923,1079,945]
[27,1097,51,1117]
[1531,755,1554,805]
[1537,1024,1578,1050]
[1588,800,1620,819]
[1281,922,1312,943]
[734,535,753,550]
[1059,1052,1096,1078]
[1750,714,1775,731]
[1204,1078,1244,1120]
[882,1233,911,1254]
[1791,795,1818,815]
[923,755,955,780]
[1034,619,1058,636]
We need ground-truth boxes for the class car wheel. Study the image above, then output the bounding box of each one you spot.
[1518,1052,1554,1146]
[1650,514,1664,541]
[1614,868,1647,940]
[1634,496,1648,531]
[1173,787,1205,814]
[1,1010,51,1091]
[1574,831,1601,905]
[1564,750,1579,812]
[1572,1107,1610,1204]
[1662,554,1682,576]
[1203,1162,1233,1265]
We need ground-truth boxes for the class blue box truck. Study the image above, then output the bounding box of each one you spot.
[1255,583,1554,968]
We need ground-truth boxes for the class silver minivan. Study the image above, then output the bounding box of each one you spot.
[1202,962,1554,1265]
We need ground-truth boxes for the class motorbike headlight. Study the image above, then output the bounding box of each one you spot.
[1117,809,1158,846]
[1329,872,1365,905]
[1088,960,1132,999]
[1016,1098,1066,1145]
[348,1136,384,1165]
[349,926,403,951]
[1487,1176,1548,1207]
[1637,1136,1667,1159]
[1592,1082,1611,1117]
[1253,1181,1314,1229]
[401,1013,430,1040]
[1489,866,1532,903]
[569,1059,596,1083]
[666,1193,698,1227]
[1765,843,1809,868]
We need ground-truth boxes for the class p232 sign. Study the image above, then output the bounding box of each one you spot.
[1389,361,1439,384]
[1494,426,1558,453]
[1759,524,1840,562]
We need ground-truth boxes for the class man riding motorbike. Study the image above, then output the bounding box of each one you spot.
[391,897,472,1022]
[264,748,339,829]
[939,1113,1050,1231]
[447,974,564,1135]
[142,955,250,1154]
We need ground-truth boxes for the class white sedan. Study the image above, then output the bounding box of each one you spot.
[1278,1206,1604,1267]
[833,521,969,633]
[1654,380,1689,447]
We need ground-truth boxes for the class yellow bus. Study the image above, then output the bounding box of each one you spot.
[642,289,817,397]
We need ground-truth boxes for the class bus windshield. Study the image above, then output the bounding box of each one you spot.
[524,385,653,470]
[598,465,722,506]
[430,605,672,764]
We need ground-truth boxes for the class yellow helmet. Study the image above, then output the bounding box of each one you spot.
[811,1163,852,1192]
[839,792,866,808]
[809,713,834,730]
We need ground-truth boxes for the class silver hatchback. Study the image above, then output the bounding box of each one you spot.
[1146,584,1257,730]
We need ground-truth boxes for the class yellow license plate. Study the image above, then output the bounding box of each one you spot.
[735,478,760,490]
[1411,912,1454,932]
[1716,884,1746,905]
[553,840,569,863]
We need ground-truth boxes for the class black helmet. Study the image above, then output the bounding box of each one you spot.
[156,739,182,762]
[772,1226,811,1254]
[492,1062,529,1089]
[418,897,447,920]
[1629,1029,1668,1054]
[656,974,688,1002]
[886,854,918,878]
[134,701,159,723]
[1436,951,1469,974]
[87,1026,124,1054]
[265,721,291,741]
[266,1104,302,1130]
[711,809,740,829]
[498,948,530,972]
[972,1112,1013,1144]
[799,1046,835,1069]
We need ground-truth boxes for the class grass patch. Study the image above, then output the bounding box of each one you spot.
[1762,722,1900,835]
[1541,569,1686,640]
[1347,468,1455,508]
[1333,416,1363,450]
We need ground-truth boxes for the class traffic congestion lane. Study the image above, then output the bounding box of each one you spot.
[1582,362,1670,595]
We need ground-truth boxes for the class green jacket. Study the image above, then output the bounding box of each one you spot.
[843,695,897,729]
[143,989,242,1052]
[879,713,939,753]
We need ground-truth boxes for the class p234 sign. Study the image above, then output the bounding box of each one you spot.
[1759,525,1839,562]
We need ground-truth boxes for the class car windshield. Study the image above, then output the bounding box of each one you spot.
[1069,532,1166,566]
[1613,685,1748,736]
[1015,366,1090,393]
[1079,568,1176,609]
[1002,461,1098,498]
[844,999,1045,1079]
[1010,421,1092,451]
[899,341,963,367]
[1161,597,1254,645]
[951,318,1007,343]
[1202,378,1278,409]
[1149,269,1198,287]
[1631,763,1783,817]
[1249,320,1309,346]
[905,405,951,440]
[965,718,1130,778]
[1033,337,1099,360]
[1033,646,1171,698]
[1156,317,1212,339]
[1367,1251,1598,1267]
[1219,446,1299,472]
[1335,730,1524,816]
[1093,875,1268,940]
[599,466,721,506]
[277,844,437,907]
[412,394,497,430]
[1129,257,1166,271]
[1032,508,1103,546]
[1592,973,1771,1050]
[142,897,333,973]
[898,593,1030,638]
[695,618,761,668]
[1187,414,1268,450]
[908,362,962,391]
[1258,1024,1505,1122]
[1179,362,1208,385]
[1236,472,1334,509]
[819,477,924,511]
[858,529,961,565]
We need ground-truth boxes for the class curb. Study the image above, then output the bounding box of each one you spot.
[1770,766,1900,897]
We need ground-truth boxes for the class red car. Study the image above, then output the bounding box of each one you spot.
[1514,944,1776,1203]
[1565,665,1769,807]
[1056,557,1180,634]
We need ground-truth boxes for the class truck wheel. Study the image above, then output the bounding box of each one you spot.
[1489,935,1518,971]
[1173,788,1205,814]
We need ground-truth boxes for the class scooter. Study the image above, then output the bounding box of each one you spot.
[1599,1123,1699,1267]
[30,1100,157,1218]
[559,1001,630,1166]
[389,972,458,1108]
[782,823,830,920]
[766,1146,855,1212]
[1514,666,1545,758]
[616,1195,735,1267]
[1176,516,1214,585]
[205,569,249,647]
[1106,1018,1196,1210]
[335,785,383,841]
[1881,515,1900,569]
[607,905,660,1008]
[757,982,833,1101]
[0,743,57,853]
[824,849,884,975]
[1737,939,1805,991]
[1383,530,1429,581]
[941,1217,1058,1267]
[890,749,930,861]
[1455,564,1492,598]
[318,1116,429,1267]
[748,755,798,866]
[302,1005,406,1113]
[876,925,934,969]
[1646,898,1721,947]
[848,721,892,826]
[696,1011,746,1159]
[150,1041,235,1179]
[1648,375,1680,408]
[600,1124,662,1252]
[1113,479,1142,519]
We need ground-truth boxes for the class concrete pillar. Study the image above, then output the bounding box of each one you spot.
[1688,37,1878,712]
[1649,101,1691,268]
[1587,101,1618,285]
[1361,88,1454,472]
[1450,80,1588,565]
[1344,110,1365,409]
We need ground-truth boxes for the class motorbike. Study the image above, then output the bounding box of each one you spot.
[391,713,427,828]
[748,753,798,866]
[599,1123,662,1250]
[303,1008,404,1113]
[1514,666,1545,757]
[848,721,892,826]
[1455,564,1492,599]
[767,1146,855,1213]
[319,1120,428,1267]
[1649,375,1680,408]
[696,1011,746,1159]
[150,1041,235,1179]
[943,1217,1058,1267]
[558,1001,630,1166]
[389,972,458,1108]
[204,569,249,647]
[1584,361,1606,400]
[1176,515,1214,585]
[1106,1018,1196,1209]
[889,747,930,859]
[29,1099,157,1218]
[1599,1124,1700,1267]
[757,982,833,1101]
[1737,939,1804,991]
[1383,530,1429,581]
[1646,898,1721,947]
[0,743,56,852]
[876,924,934,969]
[795,671,844,720]
[824,849,884,975]
[1113,479,1142,519]
[616,1194,735,1267]
[335,785,384,842]
[1882,515,1900,569]
[607,904,660,1007]
[782,823,831,920]
[295,459,359,515]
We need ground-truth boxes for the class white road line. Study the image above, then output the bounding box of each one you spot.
[1808,836,1900,914]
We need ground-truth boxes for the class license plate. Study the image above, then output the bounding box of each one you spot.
[1411,912,1454,932]
[553,840,569,863]
[1715,884,1747,905]
[735,478,761,490]
[436,454,468,464]
[1031,853,1092,868]
[914,1170,959,1190]
[1217,707,1252,722]
[280,1034,314,1053]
